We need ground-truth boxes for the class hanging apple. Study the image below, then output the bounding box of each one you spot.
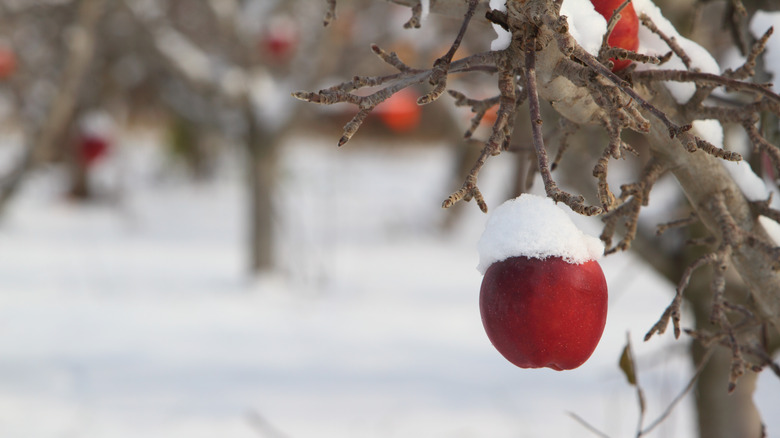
[260,16,299,64]
[374,88,421,133]
[77,111,114,166]
[590,0,639,71]
[477,194,608,370]
[79,135,110,165]
[0,46,17,79]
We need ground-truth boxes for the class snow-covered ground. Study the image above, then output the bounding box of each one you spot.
[0,132,777,437]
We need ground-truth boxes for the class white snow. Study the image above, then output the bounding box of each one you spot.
[420,0,430,22]
[79,110,116,139]
[759,215,780,245]
[633,0,720,103]
[722,160,771,202]
[489,0,607,54]
[476,194,604,273]
[750,11,780,94]
[0,131,777,438]
[561,0,608,56]
[489,0,511,51]
[691,120,770,202]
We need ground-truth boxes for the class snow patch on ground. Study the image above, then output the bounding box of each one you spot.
[0,133,777,437]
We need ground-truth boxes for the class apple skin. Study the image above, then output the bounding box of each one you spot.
[480,256,608,371]
[375,88,421,133]
[79,135,110,166]
[0,48,16,79]
[260,18,299,64]
[590,0,640,71]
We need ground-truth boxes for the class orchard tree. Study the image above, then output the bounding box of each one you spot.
[0,0,333,272]
[295,0,780,436]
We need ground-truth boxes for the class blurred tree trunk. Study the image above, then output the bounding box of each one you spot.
[631,231,768,438]
[0,0,104,210]
[690,329,762,438]
[246,106,277,272]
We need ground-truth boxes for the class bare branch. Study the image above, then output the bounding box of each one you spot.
[418,0,480,105]
[639,13,691,69]
[527,33,602,216]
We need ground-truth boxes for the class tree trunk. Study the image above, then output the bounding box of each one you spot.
[687,281,764,438]
[246,107,277,273]
[691,339,762,438]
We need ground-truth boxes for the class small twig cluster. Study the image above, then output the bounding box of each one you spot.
[645,192,780,391]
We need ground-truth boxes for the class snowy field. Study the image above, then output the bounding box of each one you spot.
[0,132,777,438]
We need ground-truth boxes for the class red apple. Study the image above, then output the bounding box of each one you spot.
[375,88,421,133]
[260,16,299,63]
[79,135,109,166]
[591,0,639,71]
[480,255,608,370]
[0,47,16,79]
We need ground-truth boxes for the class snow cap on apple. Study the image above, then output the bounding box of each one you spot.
[477,194,604,273]
[478,194,608,371]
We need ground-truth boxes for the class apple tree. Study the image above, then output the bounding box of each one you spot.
[294,0,780,436]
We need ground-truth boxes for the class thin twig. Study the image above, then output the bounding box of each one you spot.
[418,0,479,105]
[639,13,691,69]
[568,412,612,438]
[639,348,715,436]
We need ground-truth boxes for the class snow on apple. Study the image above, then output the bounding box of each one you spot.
[477,194,604,272]
[78,111,115,166]
[477,194,608,371]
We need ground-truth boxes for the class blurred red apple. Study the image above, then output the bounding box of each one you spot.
[76,111,114,166]
[374,88,421,133]
[260,16,299,63]
[79,135,109,166]
[480,256,608,370]
[0,47,17,79]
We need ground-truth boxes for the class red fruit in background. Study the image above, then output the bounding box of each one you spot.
[480,256,608,371]
[590,0,639,71]
[0,47,17,79]
[260,16,299,63]
[375,88,421,133]
[79,135,109,166]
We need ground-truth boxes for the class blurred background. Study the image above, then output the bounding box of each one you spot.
[0,0,777,437]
